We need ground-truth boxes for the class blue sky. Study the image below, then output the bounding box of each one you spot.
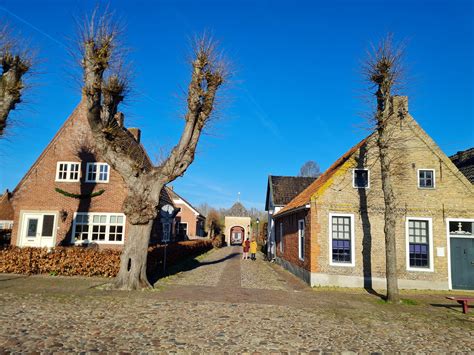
[0,0,473,210]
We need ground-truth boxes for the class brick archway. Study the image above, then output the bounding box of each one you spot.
[230,226,245,245]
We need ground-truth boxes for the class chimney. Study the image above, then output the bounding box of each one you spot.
[128,128,141,143]
[392,95,408,115]
[115,112,124,127]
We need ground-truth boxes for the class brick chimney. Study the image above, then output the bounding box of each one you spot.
[128,128,141,143]
[392,95,408,115]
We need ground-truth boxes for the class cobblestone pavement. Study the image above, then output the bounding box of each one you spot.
[1,246,473,353]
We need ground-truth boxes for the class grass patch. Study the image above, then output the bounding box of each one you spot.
[376,298,418,305]
[401,298,418,305]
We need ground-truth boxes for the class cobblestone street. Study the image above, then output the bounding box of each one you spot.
[1,246,473,353]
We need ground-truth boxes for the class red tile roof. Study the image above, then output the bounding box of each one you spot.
[275,137,369,217]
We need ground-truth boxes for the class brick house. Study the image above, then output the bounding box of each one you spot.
[9,100,179,249]
[0,190,14,231]
[273,96,474,290]
[169,188,206,240]
[265,176,317,259]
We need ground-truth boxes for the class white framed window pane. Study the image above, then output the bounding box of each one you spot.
[93,215,100,223]
[100,215,107,223]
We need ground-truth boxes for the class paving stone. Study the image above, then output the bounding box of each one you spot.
[0,246,473,352]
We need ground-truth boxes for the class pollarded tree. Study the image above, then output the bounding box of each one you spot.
[80,13,226,290]
[0,24,31,137]
[364,35,405,303]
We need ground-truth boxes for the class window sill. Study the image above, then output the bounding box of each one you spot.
[417,187,435,190]
[406,267,434,273]
[74,240,124,245]
[329,262,355,267]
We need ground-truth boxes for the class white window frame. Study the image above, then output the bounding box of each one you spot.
[298,219,305,261]
[446,218,474,290]
[352,169,370,189]
[329,213,355,267]
[85,162,110,183]
[279,222,284,254]
[405,217,434,272]
[417,169,435,189]
[177,222,188,235]
[55,162,81,182]
[71,212,125,245]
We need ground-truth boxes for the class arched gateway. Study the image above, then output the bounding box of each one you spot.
[229,226,245,245]
[224,216,252,246]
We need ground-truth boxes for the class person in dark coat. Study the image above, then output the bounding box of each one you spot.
[242,238,250,260]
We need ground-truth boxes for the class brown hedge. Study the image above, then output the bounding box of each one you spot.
[0,240,212,277]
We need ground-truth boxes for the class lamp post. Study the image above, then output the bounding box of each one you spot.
[256,218,260,241]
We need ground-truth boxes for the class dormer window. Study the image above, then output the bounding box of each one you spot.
[86,163,110,183]
[56,162,80,182]
[418,169,435,189]
[353,169,369,188]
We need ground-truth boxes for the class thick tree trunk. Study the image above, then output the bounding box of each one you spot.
[113,221,153,290]
[377,131,400,303]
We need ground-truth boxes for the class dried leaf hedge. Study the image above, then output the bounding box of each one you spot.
[0,240,212,277]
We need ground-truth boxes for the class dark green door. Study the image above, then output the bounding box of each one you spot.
[450,238,474,290]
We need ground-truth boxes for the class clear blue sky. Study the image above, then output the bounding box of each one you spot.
[0,0,473,210]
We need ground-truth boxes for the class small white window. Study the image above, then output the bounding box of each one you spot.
[418,169,435,189]
[353,169,370,188]
[56,162,80,182]
[298,219,305,261]
[86,163,110,183]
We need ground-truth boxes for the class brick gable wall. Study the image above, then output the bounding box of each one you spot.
[11,102,129,247]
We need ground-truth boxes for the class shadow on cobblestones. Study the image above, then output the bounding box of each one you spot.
[149,251,240,284]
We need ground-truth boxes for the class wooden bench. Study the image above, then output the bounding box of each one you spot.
[446,296,474,314]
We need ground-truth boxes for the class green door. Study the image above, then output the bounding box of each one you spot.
[450,238,474,290]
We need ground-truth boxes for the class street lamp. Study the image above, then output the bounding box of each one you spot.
[256,218,260,240]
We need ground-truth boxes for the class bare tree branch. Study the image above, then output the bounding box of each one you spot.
[0,24,31,137]
[157,35,227,182]
[79,11,228,290]
[364,34,406,303]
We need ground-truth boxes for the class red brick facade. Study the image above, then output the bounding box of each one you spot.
[274,210,311,271]
[10,101,171,248]
[171,190,205,240]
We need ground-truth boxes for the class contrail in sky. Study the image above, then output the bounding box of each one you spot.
[0,5,68,49]
[0,5,161,106]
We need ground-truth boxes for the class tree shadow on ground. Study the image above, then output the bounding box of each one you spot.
[148,251,240,285]
[430,303,470,314]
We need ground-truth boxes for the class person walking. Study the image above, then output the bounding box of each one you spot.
[250,239,258,261]
[242,238,250,260]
